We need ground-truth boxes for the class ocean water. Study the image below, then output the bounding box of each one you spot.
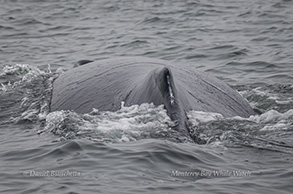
[1,0,293,193]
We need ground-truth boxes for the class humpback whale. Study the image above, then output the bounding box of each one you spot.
[50,57,255,139]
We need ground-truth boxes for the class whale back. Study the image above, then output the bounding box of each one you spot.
[50,57,255,119]
[51,58,170,113]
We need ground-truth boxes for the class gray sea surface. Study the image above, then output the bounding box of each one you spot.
[0,0,293,193]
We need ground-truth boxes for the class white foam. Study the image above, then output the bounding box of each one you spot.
[1,64,54,125]
[186,108,293,146]
[45,103,175,143]
[249,109,293,124]
[187,110,224,126]
[0,64,53,92]
[0,82,11,92]
[1,64,31,76]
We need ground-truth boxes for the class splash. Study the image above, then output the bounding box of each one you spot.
[239,84,293,113]
[43,103,181,143]
[0,64,54,124]
[187,108,293,151]
[0,64,53,92]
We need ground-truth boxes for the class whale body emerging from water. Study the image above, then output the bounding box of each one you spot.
[50,57,255,139]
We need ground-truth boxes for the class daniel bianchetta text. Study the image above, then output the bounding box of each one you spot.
[170,170,251,178]
[23,170,81,177]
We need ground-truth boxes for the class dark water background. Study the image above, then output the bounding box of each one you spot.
[1,0,293,193]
